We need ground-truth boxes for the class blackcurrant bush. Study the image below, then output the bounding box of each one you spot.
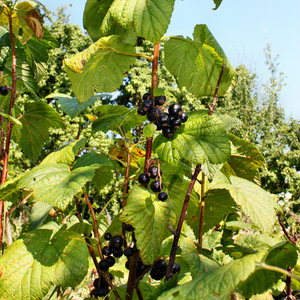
[141,100,153,112]
[150,180,163,193]
[143,92,151,101]
[99,260,110,271]
[158,192,168,201]
[154,259,167,274]
[170,117,182,130]
[124,247,135,258]
[169,103,182,118]
[125,224,134,232]
[158,113,171,127]
[172,263,181,274]
[102,246,112,256]
[180,112,188,123]
[147,166,162,179]
[137,107,146,116]
[110,235,123,248]
[138,173,150,184]
[150,268,165,280]
[0,86,9,96]
[113,248,123,258]
[83,212,90,220]
[162,126,175,138]
[155,96,166,106]
[147,108,161,122]
[104,232,112,241]
[106,256,115,267]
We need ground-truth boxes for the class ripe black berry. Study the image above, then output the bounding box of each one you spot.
[83,212,90,220]
[91,287,107,297]
[180,112,188,123]
[137,107,146,116]
[158,113,171,127]
[172,263,181,274]
[104,232,112,241]
[106,256,115,267]
[110,235,123,248]
[150,181,163,193]
[141,100,153,112]
[136,264,147,277]
[169,103,182,118]
[155,96,166,106]
[162,126,175,138]
[154,259,167,274]
[125,260,130,270]
[155,122,163,131]
[0,86,9,96]
[125,224,134,232]
[88,196,94,204]
[124,247,135,258]
[147,166,162,179]
[138,173,150,184]
[170,117,182,130]
[102,246,112,256]
[147,108,161,122]
[113,248,123,258]
[99,260,110,271]
[158,192,168,201]
[143,92,151,101]
[150,268,165,280]
[96,207,102,213]
[93,278,101,288]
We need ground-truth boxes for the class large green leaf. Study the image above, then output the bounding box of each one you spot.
[0,174,22,204]
[0,26,10,71]
[41,138,87,166]
[0,228,89,299]
[153,112,231,166]
[92,105,146,135]
[238,242,298,298]
[104,0,176,44]
[83,0,137,44]
[64,35,136,103]
[211,171,279,233]
[159,242,297,300]
[17,164,96,210]
[187,189,237,238]
[29,201,53,230]
[221,134,266,183]
[120,185,177,265]
[164,25,235,98]
[18,102,64,162]
[48,93,104,119]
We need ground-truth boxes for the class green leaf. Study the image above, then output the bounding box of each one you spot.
[213,0,223,10]
[48,93,104,119]
[41,138,87,166]
[17,164,96,210]
[92,106,146,135]
[0,228,89,299]
[0,175,22,204]
[212,172,279,233]
[64,35,136,103]
[164,25,235,98]
[106,0,176,44]
[0,26,10,71]
[4,47,38,93]
[221,134,266,183]
[153,112,231,166]
[18,102,64,162]
[0,111,22,127]
[158,251,265,300]
[187,189,236,238]
[30,201,53,230]
[239,242,298,298]
[143,123,156,137]
[120,185,177,265]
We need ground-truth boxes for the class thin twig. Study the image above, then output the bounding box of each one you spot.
[125,251,140,300]
[165,164,202,281]
[277,212,297,245]
[208,64,226,115]
[286,267,292,298]
[198,172,206,248]
[135,284,144,300]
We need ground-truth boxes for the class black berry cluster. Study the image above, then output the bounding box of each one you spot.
[137,92,188,139]
[91,273,113,298]
[138,165,168,202]
[0,86,9,96]
[150,259,180,281]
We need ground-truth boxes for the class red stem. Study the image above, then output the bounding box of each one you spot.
[165,164,202,281]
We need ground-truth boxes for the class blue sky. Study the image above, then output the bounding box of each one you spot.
[45,0,300,119]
